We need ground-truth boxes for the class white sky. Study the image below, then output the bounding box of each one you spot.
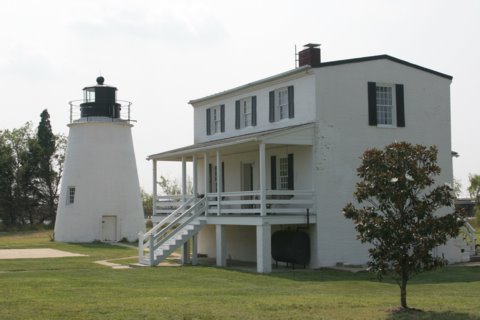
[0,0,478,196]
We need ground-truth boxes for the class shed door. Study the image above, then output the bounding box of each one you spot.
[102,216,117,242]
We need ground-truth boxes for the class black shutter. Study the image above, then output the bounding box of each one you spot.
[288,86,294,118]
[396,84,405,127]
[208,163,212,192]
[287,153,294,190]
[206,108,211,135]
[235,100,240,129]
[270,156,277,190]
[368,82,377,126]
[221,162,225,192]
[252,96,257,126]
[269,91,275,122]
[220,104,225,132]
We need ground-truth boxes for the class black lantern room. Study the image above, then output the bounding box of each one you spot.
[80,77,121,118]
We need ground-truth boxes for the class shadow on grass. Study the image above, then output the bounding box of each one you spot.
[387,309,480,320]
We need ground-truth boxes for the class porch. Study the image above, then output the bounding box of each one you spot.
[144,123,317,273]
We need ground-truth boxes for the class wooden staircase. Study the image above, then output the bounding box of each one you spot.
[138,197,206,266]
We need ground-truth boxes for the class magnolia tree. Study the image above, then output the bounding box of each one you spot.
[343,142,464,309]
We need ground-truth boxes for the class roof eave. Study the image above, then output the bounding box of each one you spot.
[188,65,312,106]
[314,54,453,80]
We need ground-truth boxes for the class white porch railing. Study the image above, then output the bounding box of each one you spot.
[154,194,195,215]
[151,190,314,218]
[206,189,314,216]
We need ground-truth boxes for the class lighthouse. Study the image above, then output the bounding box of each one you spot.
[54,77,145,242]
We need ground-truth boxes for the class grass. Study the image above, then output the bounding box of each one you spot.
[0,231,479,320]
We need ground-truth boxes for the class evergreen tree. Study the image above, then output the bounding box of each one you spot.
[36,109,65,224]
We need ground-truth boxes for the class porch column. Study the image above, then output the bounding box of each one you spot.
[191,235,198,265]
[216,225,226,267]
[216,150,222,216]
[181,156,187,202]
[204,152,209,216]
[192,155,198,197]
[259,143,266,216]
[256,223,272,273]
[181,240,190,265]
[152,159,157,218]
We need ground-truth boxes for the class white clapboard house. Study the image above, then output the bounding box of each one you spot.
[139,44,471,272]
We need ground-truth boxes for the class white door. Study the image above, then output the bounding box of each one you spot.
[102,216,117,242]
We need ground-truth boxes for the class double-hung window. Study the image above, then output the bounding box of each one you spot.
[206,105,225,135]
[368,82,405,127]
[376,85,394,126]
[278,89,289,120]
[235,96,257,129]
[212,106,221,133]
[269,86,294,122]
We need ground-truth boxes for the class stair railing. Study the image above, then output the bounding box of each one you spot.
[139,197,195,263]
[139,197,206,265]
[462,221,477,256]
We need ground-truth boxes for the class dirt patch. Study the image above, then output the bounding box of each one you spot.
[0,248,86,259]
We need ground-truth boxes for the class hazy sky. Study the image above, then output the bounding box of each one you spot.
[0,0,478,196]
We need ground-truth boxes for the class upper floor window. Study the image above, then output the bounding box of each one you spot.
[376,85,394,126]
[368,82,405,128]
[235,96,257,129]
[206,105,225,135]
[269,86,294,122]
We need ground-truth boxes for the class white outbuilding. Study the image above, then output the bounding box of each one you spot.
[54,77,145,243]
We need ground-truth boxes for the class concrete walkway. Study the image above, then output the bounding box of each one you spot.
[0,248,86,259]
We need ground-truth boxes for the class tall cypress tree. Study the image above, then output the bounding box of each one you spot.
[36,109,58,223]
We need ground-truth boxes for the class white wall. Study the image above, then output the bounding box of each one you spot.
[311,59,454,266]
[192,73,316,143]
[54,121,145,242]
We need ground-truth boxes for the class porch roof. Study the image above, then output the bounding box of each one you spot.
[148,122,315,161]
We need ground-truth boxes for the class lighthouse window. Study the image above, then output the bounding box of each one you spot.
[84,89,95,102]
[67,186,76,205]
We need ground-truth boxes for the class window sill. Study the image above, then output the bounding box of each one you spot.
[376,124,397,129]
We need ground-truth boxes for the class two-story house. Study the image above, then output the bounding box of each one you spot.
[139,44,466,272]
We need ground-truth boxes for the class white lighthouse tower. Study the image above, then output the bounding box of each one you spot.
[54,77,145,242]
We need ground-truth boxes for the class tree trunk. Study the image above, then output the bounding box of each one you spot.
[400,275,408,309]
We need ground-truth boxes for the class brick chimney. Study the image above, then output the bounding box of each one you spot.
[298,43,321,67]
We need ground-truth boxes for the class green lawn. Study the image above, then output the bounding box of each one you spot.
[0,231,479,320]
